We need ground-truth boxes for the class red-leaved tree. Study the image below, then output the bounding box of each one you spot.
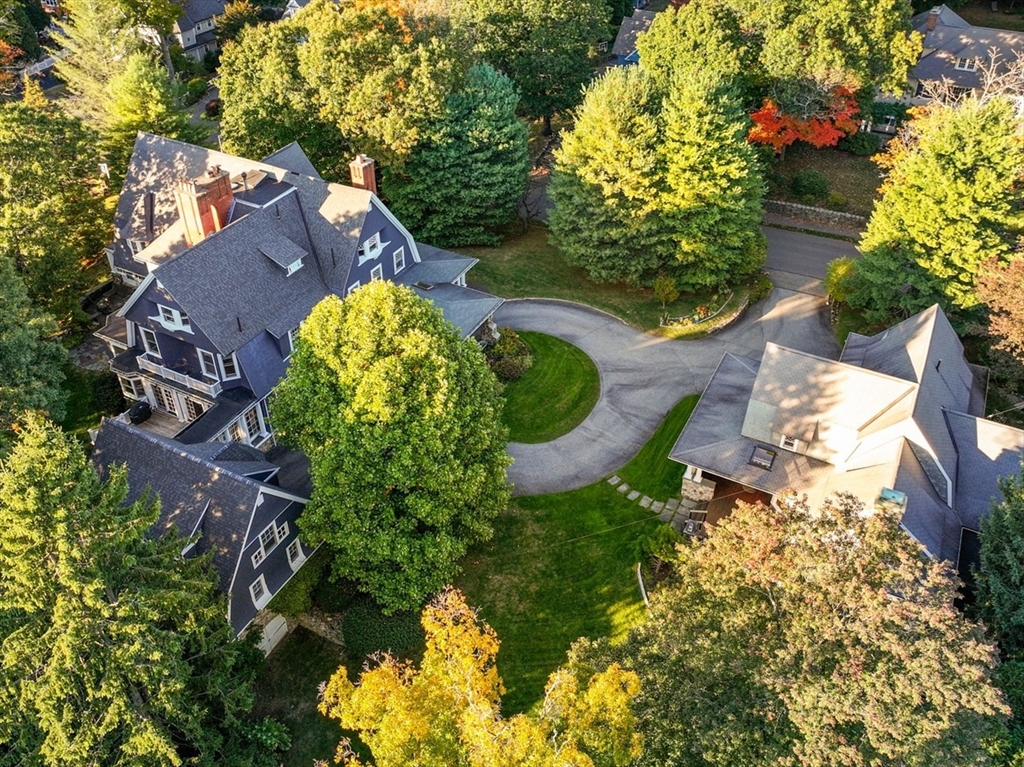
[0,41,23,98]
[749,87,859,153]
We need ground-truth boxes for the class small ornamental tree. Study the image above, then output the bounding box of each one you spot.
[748,88,860,153]
[320,588,643,767]
[270,283,512,611]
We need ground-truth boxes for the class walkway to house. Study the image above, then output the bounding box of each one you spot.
[497,288,838,496]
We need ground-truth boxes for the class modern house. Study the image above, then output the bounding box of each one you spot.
[97,133,502,449]
[611,9,656,66]
[91,417,312,643]
[171,0,225,61]
[670,305,1024,575]
[908,5,1024,102]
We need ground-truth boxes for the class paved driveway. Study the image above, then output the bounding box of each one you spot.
[763,226,859,296]
[498,288,837,495]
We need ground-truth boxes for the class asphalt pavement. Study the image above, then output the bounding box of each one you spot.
[762,225,859,296]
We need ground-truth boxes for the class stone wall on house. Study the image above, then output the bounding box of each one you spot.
[764,200,867,231]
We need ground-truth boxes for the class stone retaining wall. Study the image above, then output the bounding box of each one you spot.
[765,199,867,230]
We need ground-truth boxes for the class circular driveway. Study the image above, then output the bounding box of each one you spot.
[496,290,837,496]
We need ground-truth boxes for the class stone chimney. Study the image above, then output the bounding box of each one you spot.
[926,6,941,32]
[174,165,234,247]
[349,154,378,195]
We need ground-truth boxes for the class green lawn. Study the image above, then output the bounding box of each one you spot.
[457,393,700,713]
[463,226,704,331]
[617,394,699,500]
[770,144,882,218]
[502,331,600,443]
[251,628,356,767]
[958,1,1024,32]
[60,364,124,444]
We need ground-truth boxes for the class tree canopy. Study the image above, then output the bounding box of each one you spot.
[0,417,288,766]
[270,283,511,611]
[384,63,529,247]
[0,101,107,322]
[574,493,1008,766]
[320,587,643,767]
[849,97,1024,325]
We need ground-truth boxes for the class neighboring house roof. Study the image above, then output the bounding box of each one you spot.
[611,9,657,58]
[910,5,1024,90]
[261,142,322,179]
[670,305,1024,565]
[283,0,312,17]
[91,417,305,592]
[173,0,226,32]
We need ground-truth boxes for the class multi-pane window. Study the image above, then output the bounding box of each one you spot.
[220,352,240,380]
[393,247,406,273]
[251,520,289,569]
[152,385,178,417]
[286,258,303,276]
[229,421,245,442]
[185,398,206,421]
[120,376,145,400]
[139,327,159,356]
[250,576,268,607]
[287,538,303,567]
[955,57,977,71]
[157,304,191,332]
[244,407,263,440]
[370,264,383,281]
[198,349,219,379]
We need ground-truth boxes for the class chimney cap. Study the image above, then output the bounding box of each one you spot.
[929,5,941,12]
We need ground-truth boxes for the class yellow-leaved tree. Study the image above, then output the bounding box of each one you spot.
[319,588,643,767]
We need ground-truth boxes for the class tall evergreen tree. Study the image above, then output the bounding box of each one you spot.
[219,21,349,180]
[549,66,670,286]
[658,73,766,291]
[0,259,65,449]
[270,284,511,611]
[0,418,287,767]
[849,97,1024,325]
[978,465,1024,659]
[385,64,529,247]
[0,101,107,322]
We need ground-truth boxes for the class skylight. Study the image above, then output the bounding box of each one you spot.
[749,446,776,470]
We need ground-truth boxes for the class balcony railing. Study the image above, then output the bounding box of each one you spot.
[137,354,222,397]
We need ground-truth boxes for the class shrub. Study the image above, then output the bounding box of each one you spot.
[825,257,857,304]
[486,327,533,382]
[267,547,329,616]
[827,192,848,210]
[341,596,424,663]
[790,169,829,203]
[838,130,880,156]
[90,371,125,415]
[870,101,909,128]
[748,271,773,304]
[313,573,361,614]
[185,77,208,105]
[653,275,680,308]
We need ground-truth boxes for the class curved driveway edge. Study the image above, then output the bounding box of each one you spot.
[496,292,837,496]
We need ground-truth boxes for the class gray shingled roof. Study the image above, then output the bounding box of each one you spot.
[894,440,964,561]
[261,143,322,179]
[173,0,226,32]
[410,282,504,337]
[91,418,280,591]
[947,410,1024,530]
[612,9,657,57]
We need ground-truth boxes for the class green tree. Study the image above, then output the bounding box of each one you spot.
[849,97,1024,325]
[320,588,643,767]
[384,64,529,247]
[112,0,184,75]
[658,73,765,291]
[51,0,141,131]
[549,66,670,286]
[219,21,349,180]
[575,493,1009,766]
[270,283,511,611]
[0,1,40,60]
[217,0,262,46]
[0,101,107,322]
[978,465,1024,659]
[454,0,608,133]
[296,0,465,167]
[0,259,65,449]
[103,51,208,184]
[0,417,287,767]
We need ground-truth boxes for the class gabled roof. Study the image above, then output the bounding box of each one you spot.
[261,142,322,179]
[612,9,657,57]
[91,418,306,591]
[173,0,226,32]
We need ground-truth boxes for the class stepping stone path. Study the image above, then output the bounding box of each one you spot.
[609,478,690,532]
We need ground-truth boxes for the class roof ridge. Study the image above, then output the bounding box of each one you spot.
[763,342,922,390]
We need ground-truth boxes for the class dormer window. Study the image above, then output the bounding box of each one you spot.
[780,435,799,452]
[357,232,389,264]
[285,257,303,276]
[955,57,977,71]
[155,304,192,333]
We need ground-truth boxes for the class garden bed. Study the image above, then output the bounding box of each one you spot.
[769,144,882,218]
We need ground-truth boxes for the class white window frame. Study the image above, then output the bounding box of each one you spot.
[370,264,383,281]
[780,435,799,451]
[119,376,145,400]
[357,232,390,265]
[250,575,270,609]
[285,327,298,359]
[955,57,977,71]
[229,420,246,442]
[251,520,288,570]
[139,327,159,356]
[393,246,406,273]
[243,406,267,443]
[198,349,219,379]
[286,538,305,569]
[285,257,303,276]
[219,352,240,381]
[152,385,178,417]
[155,304,193,333]
[185,398,206,421]
[347,281,361,296]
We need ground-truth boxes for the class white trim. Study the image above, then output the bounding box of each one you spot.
[139,327,160,356]
[286,537,305,570]
[285,327,298,359]
[198,348,219,379]
[955,57,977,71]
[250,575,271,609]
[780,435,799,451]
[369,193,421,263]
[153,304,193,334]
[285,257,303,276]
[116,273,156,317]
[393,246,406,273]
[219,352,240,381]
[370,264,383,281]
[347,281,361,296]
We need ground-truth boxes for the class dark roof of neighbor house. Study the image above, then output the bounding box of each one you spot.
[910,5,1024,90]
[261,142,323,179]
[670,305,1024,567]
[91,417,305,592]
[611,9,657,58]
[174,0,226,32]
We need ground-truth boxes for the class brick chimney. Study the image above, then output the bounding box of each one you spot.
[174,165,234,247]
[349,154,378,195]
[926,6,941,32]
